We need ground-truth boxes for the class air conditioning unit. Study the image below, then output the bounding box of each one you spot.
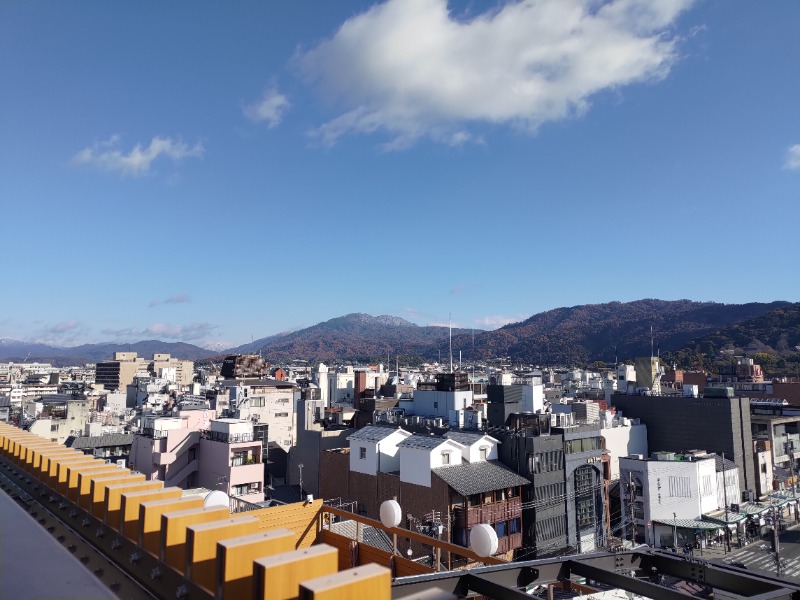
[116,459,126,468]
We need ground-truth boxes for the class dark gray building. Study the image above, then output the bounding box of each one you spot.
[486,384,523,428]
[610,389,755,498]
[491,414,565,557]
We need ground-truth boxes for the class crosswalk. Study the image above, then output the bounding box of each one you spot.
[725,547,800,580]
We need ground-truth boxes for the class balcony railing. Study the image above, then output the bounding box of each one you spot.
[200,429,255,444]
[453,497,522,528]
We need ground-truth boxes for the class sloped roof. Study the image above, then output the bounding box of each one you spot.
[713,454,738,473]
[398,435,463,450]
[433,460,530,496]
[65,433,134,449]
[444,431,498,446]
[347,425,405,443]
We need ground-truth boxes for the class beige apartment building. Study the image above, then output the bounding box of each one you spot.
[95,352,194,391]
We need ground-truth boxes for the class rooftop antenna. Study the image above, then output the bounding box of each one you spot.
[449,313,453,374]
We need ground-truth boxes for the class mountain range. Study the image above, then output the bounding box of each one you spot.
[1,299,797,367]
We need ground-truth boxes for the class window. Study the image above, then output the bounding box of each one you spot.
[275,412,288,418]
[495,520,507,538]
[577,497,594,528]
[441,452,450,465]
[359,447,366,460]
[231,484,248,496]
[479,447,488,461]
[50,424,58,432]
[509,518,521,534]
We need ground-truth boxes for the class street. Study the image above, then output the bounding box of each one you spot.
[708,525,800,581]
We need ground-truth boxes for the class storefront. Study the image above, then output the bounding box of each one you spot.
[651,518,725,551]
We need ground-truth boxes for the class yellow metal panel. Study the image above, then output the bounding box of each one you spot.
[77,468,131,508]
[118,487,182,540]
[161,506,230,572]
[89,473,145,517]
[253,543,338,600]
[55,457,97,493]
[66,464,121,501]
[103,480,163,529]
[216,528,295,600]
[47,453,89,484]
[37,449,80,478]
[185,516,258,593]
[139,496,204,555]
[298,563,392,600]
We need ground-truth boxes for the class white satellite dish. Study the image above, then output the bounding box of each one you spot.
[204,490,230,509]
[379,499,402,529]
[470,523,498,558]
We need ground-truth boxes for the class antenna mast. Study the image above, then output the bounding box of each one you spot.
[449,313,453,374]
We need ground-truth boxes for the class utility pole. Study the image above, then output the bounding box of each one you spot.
[770,502,783,578]
[626,471,637,545]
[722,452,730,553]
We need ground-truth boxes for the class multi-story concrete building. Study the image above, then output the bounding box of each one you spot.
[619,451,722,548]
[95,352,193,392]
[221,378,298,449]
[27,394,93,444]
[130,410,265,504]
[611,388,756,498]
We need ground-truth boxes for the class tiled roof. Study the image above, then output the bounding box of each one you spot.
[433,460,530,496]
[65,433,134,449]
[444,431,497,446]
[398,435,460,450]
[330,520,393,553]
[713,454,738,473]
[347,425,404,443]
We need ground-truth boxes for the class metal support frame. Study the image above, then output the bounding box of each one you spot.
[391,549,800,600]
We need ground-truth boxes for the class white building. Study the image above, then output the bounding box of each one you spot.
[600,414,648,481]
[619,451,719,548]
[347,426,411,475]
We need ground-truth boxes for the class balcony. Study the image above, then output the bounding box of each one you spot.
[453,497,522,529]
[496,532,523,555]
[201,429,255,444]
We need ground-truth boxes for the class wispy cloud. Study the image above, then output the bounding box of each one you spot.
[101,322,216,342]
[149,294,192,308]
[474,315,526,329]
[244,87,290,128]
[785,144,800,170]
[74,135,204,176]
[33,320,88,345]
[450,283,466,295]
[300,0,695,148]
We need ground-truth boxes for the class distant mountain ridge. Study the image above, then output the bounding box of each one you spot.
[1,301,795,366]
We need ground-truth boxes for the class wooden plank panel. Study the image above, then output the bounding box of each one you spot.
[215,528,295,599]
[253,544,338,600]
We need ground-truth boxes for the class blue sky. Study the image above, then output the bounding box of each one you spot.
[1,0,798,348]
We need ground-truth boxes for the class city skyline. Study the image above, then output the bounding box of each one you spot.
[2,1,798,347]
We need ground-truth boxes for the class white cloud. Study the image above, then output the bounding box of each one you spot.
[74,135,204,176]
[101,322,216,342]
[474,315,526,328]
[785,144,800,170]
[300,0,694,148]
[244,87,291,128]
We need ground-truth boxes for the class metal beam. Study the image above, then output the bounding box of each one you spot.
[566,560,695,600]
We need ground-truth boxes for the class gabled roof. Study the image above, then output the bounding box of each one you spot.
[713,454,738,473]
[347,425,406,443]
[433,460,530,496]
[397,435,463,450]
[444,431,499,446]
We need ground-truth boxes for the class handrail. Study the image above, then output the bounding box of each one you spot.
[320,505,506,565]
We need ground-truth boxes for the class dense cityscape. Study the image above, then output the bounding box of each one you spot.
[2,299,800,598]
